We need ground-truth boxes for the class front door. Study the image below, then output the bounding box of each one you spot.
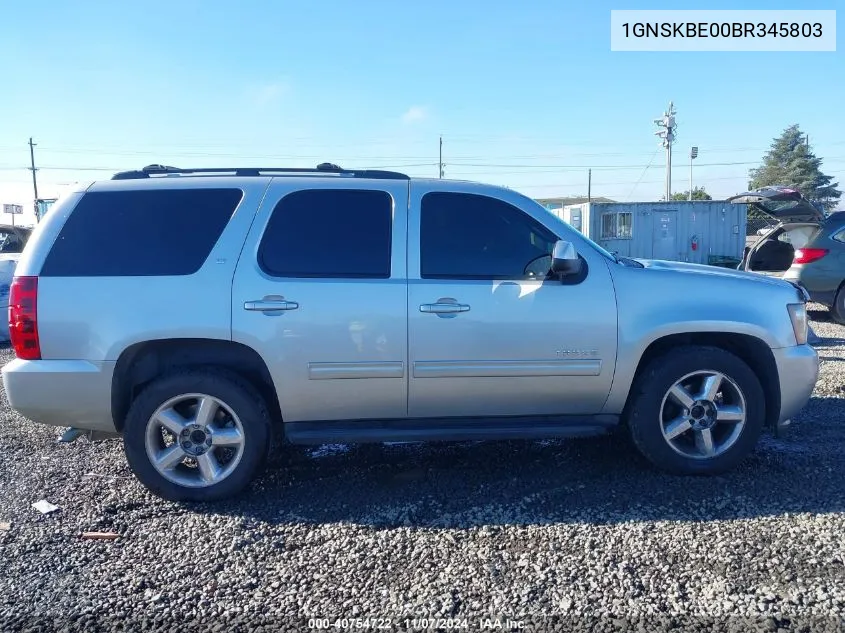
[231,180,409,423]
[652,210,678,260]
[406,184,618,419]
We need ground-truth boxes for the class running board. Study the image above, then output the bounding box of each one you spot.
[285,414,619,445]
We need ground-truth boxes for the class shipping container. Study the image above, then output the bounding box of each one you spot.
[546,200,746,266]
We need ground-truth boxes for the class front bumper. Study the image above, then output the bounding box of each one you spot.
[771,344,819,426]
[2,358,118,433]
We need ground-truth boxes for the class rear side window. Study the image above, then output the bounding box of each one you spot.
[40,188,243,277]
[258,189,393,278]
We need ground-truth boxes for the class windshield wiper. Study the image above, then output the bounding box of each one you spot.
[616,256,644,268]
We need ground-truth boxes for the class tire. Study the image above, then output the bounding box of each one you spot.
[626,345,765,475]
[123,368,272,502]
[829,285,845,325]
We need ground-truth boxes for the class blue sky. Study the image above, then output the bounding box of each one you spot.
[0,0,841,224]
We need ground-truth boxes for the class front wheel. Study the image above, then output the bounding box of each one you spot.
[123,369,272,502]
[626,346,765,475]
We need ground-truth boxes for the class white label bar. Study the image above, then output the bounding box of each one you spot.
[611,10,836,51]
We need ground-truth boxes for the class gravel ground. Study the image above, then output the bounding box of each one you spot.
[0,308,843,632]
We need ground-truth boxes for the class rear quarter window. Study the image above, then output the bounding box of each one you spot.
[829,226,845,243]
[40,188,243,277]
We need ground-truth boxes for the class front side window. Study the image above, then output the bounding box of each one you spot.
[258,189,393,278]
[420,192,557,279]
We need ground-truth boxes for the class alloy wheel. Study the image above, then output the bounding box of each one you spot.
[144,393,246,488]
[658,370,747,460]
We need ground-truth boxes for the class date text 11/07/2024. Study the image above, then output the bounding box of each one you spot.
[307,617,526,630]
[621,21,823,39]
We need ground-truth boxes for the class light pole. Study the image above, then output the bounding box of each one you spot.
[654,102,677,200]
[689,146,698,200]
[438,136,444,178]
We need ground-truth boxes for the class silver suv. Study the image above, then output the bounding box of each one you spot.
[2,164,820,502]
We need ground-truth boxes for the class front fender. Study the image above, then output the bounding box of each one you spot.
[601,265,798,414]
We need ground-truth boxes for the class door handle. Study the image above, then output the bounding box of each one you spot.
[244,299,300,312]
[419,302,471,314]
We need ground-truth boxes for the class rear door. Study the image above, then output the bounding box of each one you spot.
[231,178,409,423]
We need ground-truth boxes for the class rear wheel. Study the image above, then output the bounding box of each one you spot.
[829,286,845,325]
[123,369,271,502]
[626,346,765,475]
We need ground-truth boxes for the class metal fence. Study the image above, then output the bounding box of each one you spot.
[745,207,778,236]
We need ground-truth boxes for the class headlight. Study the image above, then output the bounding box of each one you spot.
[787,303,808,345]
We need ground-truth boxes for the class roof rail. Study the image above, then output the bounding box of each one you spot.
[111,163,410,181]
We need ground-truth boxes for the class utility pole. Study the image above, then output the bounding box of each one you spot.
[689,146,698,200]
[28,137,39,225]
[438,136,444,178]
[654,102,677,201]
[587,169,592,202]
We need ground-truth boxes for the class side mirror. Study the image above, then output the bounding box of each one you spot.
[550,240,582,276]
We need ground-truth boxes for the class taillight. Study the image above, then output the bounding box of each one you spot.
[793,248,828,265]
[8,276,40,360]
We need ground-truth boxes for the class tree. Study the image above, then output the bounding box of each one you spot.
[671,186,712,201]
[749,124,841,211]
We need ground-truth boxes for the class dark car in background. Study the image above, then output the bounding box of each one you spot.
[0,225,30,254]
[733,186,845,323]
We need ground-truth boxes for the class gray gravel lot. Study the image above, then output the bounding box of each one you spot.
[0,307,843,632]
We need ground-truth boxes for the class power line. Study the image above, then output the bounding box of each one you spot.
[428,158,845,170]
[515,174,761,190]
[1,138,640,153]
[415,155,845,174]
[3,156,845,179]
[12,145,833,160]
[6,138,845,158]
[0,162,440,172]
[3,170,844,194]
[626,147,661,201]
